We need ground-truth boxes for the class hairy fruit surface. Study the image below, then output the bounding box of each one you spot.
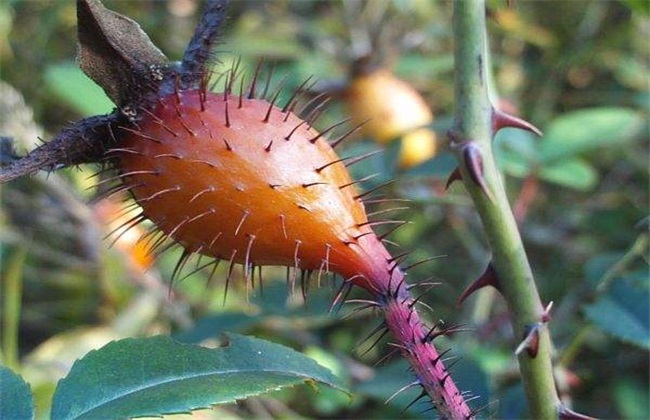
[117,91,392,289]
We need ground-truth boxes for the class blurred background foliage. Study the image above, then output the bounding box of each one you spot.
[0,0,648,418]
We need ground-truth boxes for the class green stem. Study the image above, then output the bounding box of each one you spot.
[2,245,28,371]
[451,1,560,418]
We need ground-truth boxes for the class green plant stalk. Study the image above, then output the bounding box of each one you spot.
[2,245,28,371]
[451,1,560,418]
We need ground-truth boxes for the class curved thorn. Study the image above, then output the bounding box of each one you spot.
[445,166,463,190]
[492,107,543,137]
[457,261,501,306]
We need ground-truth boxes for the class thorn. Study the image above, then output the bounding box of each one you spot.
[358,325,389,357]
[340,173,379,190]
[541,301,554,323]
[264,140,273,152]
[377,220,410,241]
[238,74,245,108]
[445,167,463,190]
[373,348,399,367]
[261,61,275,99]
[223,249,238,306]
[558,404,596,420]
[406,280,441,291]
[234,210,250,236]
[302,181,328,188]
[170,248,193,284]
[515,323,541,358]
[329,276,360,312]
[222,138,233,151]
[330,119,369,149]
[310,117,352,144]
[402,255,445,272]
[432,348,453,366]
[282,75,314,113]
[457,261,501,305]
[385,381,420,404]
[423,322,470,343]
[492,108,543,137]
[402,389,427,413]
[305,97,332,128]
[247,60,263,99]
[284,120,307,141]
[354,179,397,201]
[279,214,288,239]
[244,234,256,280]
[461,142,494,201]
[263,79,285,123]
[343,148,383,168]
[224,100,231,127]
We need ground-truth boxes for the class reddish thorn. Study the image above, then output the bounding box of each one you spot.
[492,108,543,137]
[457,262,501,305]
[558,405,596,420]
[461,142,494,201]
[248,60,263,99]
[445,167,463,191]
[541,301,554,323]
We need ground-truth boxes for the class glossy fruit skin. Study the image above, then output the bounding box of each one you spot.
[346,68,437,168]
[117,91,393,289]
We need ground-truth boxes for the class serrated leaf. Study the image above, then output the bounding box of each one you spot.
[539,108,644,161]
[45,63,115,116]
[0,365,34,420]
[584,275,650,349]
[51,334,346,420]
[538,158,598,190]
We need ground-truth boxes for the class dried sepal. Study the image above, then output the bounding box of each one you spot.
[77,0,169,106]
[180,0,230,89]
[0,114,121,183]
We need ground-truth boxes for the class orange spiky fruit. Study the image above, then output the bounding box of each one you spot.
[114,89,394,292]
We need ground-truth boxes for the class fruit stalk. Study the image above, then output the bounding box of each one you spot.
[450,1,560,418]
[376,267,473,419]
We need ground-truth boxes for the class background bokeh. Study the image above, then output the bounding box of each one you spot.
[1,1,648,418]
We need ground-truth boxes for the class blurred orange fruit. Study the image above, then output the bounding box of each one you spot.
[346,67,437,168]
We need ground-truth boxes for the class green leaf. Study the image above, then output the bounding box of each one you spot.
[584,275,650,349]
[614,377,650,419]
[539,108,644,162]
[538,158,598,190]
[622,0,650,15]
[0,365,34,420]
[44,62,115,116]
[51,334,346,420]
[493,129,538,177]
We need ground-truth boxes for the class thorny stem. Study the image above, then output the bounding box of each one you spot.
[379,270,473,419]
[451,1,560,418]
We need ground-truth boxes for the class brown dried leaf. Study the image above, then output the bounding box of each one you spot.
[76,0,168,106]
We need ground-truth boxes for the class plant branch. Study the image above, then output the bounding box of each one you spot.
[450,1,560,418]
